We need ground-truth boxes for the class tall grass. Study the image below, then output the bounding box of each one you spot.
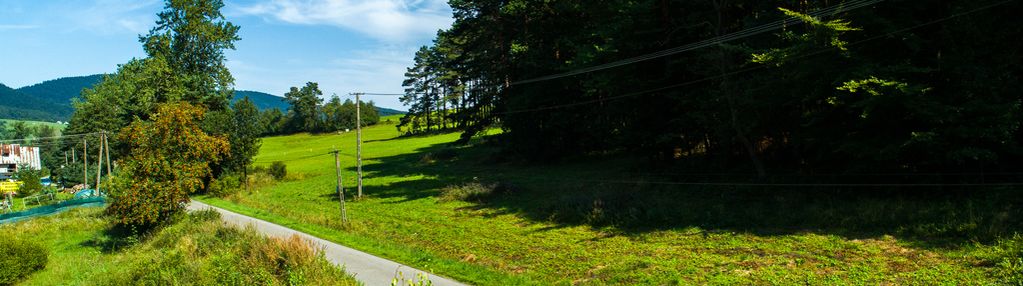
[1,207,359,285]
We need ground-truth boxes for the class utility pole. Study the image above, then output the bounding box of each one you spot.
[83,139,88,188]
[95,134,103,196]
[331,148,348,223]
[350,92,364,199]
[104,131,111,175]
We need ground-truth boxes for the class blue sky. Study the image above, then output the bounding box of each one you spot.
[0,0,454,109]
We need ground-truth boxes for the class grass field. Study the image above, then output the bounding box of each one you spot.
[198,116,1023,285]
[0,119,66,132]
[1,207,358,285]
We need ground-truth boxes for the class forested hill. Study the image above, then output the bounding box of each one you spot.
[0,82,69,121]
[16,74,105,105]
[2,75,404,121]
[233,90,289,111]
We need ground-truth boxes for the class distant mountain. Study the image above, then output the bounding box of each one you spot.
[233,90,288,111]
[233,90,407,116]
[0,83,67,121]
[16,74,105,105]
[376,107,405,116]
[3,75,405,121]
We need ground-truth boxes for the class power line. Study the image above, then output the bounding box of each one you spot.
[510,0,886,86]
[492,0,1012,116]
[0,132,104,143]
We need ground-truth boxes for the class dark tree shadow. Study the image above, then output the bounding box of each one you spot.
[340,138,1023,250]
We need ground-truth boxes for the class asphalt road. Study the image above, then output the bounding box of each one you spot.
[187,200,468,286]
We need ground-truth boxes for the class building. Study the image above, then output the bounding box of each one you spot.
[0,144,41,180]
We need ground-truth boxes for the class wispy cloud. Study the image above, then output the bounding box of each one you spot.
[228,45,418,109]
[63,0,161,34]
[0,24,39,30]
[233,0,452,42]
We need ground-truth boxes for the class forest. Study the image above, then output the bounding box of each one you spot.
[398,0,1023,178]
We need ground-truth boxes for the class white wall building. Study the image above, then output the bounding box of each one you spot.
[0,144,41,179]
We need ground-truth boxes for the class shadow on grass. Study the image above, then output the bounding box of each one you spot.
[79,223,145,253]
[345,140,1023,250]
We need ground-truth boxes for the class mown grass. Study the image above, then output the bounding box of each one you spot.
[198,116,1023,285]
[0,119,65,132]
[0,207,359,285]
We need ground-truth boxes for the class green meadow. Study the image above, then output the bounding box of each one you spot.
[198,116,1023,285]
[0,119,66,132]
[1,207,358,285]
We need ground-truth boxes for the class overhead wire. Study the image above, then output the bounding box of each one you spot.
[509,0,886,85]
[0,132,104,144]
[491,0,1014,115]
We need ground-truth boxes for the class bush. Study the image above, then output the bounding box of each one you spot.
[269,162,287,180]
[439,182,495,203]
[0,236,49,284]
[14,167,45,198]
[208,174,242,197]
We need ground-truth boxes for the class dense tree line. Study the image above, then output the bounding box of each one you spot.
[265,81,381,135]
[400,0,1023,176]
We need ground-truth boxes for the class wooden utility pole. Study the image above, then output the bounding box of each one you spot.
[331,148,348,223]
[104,131,111,175]
[83,139,88,188]
[351,92,364,199]
[95,134,104,196]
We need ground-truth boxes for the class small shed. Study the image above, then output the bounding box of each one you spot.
[0,144,41,179]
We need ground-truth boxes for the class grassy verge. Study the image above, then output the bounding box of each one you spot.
[0,207,359,285]
[198,120,1023,284]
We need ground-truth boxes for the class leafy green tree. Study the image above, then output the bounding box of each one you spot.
[35,125,57,139]
[0,121,8,140]
[258,108,285,135]
[359,100,380,127]
[321,95,349,132]
[283,82,324,133]
[11,121,33,140]
[13,166,44,197]
[225,96,262,172]
[107,103,229,228]
[141,0,240,111]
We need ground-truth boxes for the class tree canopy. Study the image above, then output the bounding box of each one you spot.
[398,0,1023,176]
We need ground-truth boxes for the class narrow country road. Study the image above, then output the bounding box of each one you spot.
[187,200,468,286]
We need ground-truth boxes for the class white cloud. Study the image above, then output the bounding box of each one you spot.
[64,0,160,34]
[228,45,418,109]
[233,0,452,42]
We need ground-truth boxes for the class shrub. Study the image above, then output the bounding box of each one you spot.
[208,173,242,197]
[269,161,287,180]
[0,236,49,284]
[991,235,1023,284]
[439,182,496,203]
[14,167,45,198]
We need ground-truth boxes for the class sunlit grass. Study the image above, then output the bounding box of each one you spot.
[1,207,358,285]
[198,116,1017,285]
